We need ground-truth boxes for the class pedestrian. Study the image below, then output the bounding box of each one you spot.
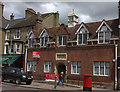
[57,71,64,87]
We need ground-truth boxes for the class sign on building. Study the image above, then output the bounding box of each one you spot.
[32,51,40,58]
[45,74,59,81]
[56,53,67,60]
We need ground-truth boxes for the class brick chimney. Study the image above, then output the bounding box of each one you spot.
[10,13,14,20]
[0,2,4,17]
[25,8,36,18]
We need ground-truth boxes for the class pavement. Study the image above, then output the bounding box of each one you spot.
[2,80,116,91]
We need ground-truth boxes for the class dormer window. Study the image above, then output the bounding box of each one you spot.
[40,37,49,47]
[28,38,36,47]
[14,30,21,39]
[98,25,111,44]
[58,35,66,46]
[39,29,49,47]
[28,31,36,48]
[76,25,89,45]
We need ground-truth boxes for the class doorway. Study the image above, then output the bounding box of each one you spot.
[56,63,67,82]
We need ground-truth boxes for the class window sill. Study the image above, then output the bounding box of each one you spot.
[71,73,80,75]
[14,38,21,40]
[93,74,110,77]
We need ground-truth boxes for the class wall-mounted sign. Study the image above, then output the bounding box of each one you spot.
[32,51,40,58]
[68,60,70,63]
[45,74,59,81]
[56,53,67,60]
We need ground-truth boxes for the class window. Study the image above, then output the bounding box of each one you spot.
[98,25,111,44]
[27,61,37,72]
[40,37,49,47]
[58,35,66,46]
[14,30,21,39]
[6,30,10,40]
[44,61,51,73]
[16,44,20,52]
[78,33,87,45]
[28,38,36,47]
[71,61,81,74]
[5,45,8,54]
[94,62,110,76]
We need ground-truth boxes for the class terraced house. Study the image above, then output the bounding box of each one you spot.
[0,3,59,67]
[24,7,120,89]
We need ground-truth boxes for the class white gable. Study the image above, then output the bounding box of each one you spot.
[27,31,35,39]
[39,29,49,38]
[75,23,89,34]
[96,20,112,33]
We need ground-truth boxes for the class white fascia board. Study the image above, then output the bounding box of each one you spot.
[96,21,112,33]
[75,23,89,34]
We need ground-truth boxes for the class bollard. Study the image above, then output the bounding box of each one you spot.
[54,76,57,89]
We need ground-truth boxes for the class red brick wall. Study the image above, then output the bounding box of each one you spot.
[25,45,115,84]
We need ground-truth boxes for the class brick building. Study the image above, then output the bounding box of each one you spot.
[24,7,119,88]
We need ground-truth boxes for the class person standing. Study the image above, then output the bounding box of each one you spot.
[57,71,64,87]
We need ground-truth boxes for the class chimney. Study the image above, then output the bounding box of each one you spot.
[10,13,14,20]
[25,8,36,18]
[0,2,4,16]
[34,12,43,31]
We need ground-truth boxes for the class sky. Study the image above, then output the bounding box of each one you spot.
[2,1,119,25]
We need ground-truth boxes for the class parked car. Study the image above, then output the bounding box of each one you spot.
[2,67,33,85]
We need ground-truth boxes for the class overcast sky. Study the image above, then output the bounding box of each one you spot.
[3,1,118,24]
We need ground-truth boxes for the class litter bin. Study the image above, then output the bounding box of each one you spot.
[83,74,92,91]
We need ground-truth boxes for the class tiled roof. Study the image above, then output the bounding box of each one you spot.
[2,12,54,29]
[32,18,119,42]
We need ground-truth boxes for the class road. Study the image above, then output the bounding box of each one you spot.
[1,82,119,92]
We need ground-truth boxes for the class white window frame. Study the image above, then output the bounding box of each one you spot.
[27,61,37,72]
[58,35,67,46]
[5,30,10,40]
[94,62,110,76]
[44,61,52,73]
[14,30,21,39]
[98,31,111,44]
[16,44,20,52]
[77,33,88,45]
[71,61,81,75]
[28,38,36,48]
[40,37,49,47]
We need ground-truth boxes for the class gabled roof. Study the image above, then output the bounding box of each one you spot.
[2,12,55,29]
[30,18,119,43]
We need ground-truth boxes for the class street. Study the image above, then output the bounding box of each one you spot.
[1,82,119,92]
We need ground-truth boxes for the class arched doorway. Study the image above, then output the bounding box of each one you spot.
[56,63,67,82]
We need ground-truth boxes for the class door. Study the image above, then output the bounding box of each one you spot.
[56,63,66,82]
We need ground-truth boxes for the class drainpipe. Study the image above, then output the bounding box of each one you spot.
[115,44,118,90]
[25,46,28,72]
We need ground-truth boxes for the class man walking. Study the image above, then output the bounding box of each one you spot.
[57,71,64,87]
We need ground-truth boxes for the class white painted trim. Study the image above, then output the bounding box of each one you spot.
[39,29,49,38]
[75,23,89,34]
[5,30,10,40]
[56,53,67,60]
[58,35,67,46]
[14,30,21,39]
[87,39,98,41]
[44,61,51,73]
[67,40,77,43]
[27,30,34,39]
[96,21,112,33]
[110,38,119,40]
[77,33,88,45]
[71,61,81,75]
[5,23,9,29]
[47,42,55,44]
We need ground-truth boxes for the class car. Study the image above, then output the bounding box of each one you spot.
[2,67,33,85]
